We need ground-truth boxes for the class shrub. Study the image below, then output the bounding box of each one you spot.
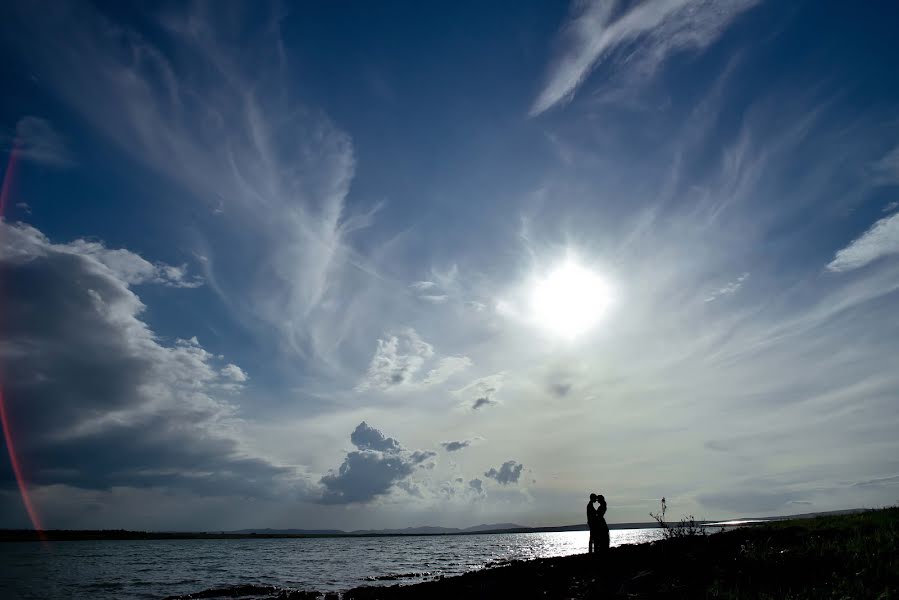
[649,497,706,539]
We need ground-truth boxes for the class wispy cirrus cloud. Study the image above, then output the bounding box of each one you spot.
[705,272,750,302]
[531,0,759,115]
[4,116,73,166]
[2,1,377,370]
[827,212,899,272]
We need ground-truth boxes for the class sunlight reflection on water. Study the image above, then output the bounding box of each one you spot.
[2,529,668,599]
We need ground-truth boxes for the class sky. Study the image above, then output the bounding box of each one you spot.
[1,0,898,531]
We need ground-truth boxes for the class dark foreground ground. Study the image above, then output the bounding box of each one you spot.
[168,507,899,600]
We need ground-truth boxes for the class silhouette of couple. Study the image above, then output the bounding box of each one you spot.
[586,493,609,555]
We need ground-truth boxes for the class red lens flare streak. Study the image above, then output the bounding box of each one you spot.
[0,143,47,541]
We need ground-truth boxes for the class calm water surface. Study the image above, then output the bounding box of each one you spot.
[2,529,666,599]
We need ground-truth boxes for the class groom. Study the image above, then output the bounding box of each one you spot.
[587,493,598,553]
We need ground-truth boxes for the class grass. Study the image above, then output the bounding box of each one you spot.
[344,506,899,599]
[702,506,899,599]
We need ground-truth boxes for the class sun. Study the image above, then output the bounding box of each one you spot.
[531,260,612,338]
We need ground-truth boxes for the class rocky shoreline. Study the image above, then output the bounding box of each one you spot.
[166,507,898,599]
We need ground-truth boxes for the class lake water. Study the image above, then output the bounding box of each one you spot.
[1,529,666,599]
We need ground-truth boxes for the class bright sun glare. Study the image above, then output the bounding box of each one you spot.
[531,261,612,338]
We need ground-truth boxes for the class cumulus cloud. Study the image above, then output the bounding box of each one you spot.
[455,372,505,411]
[61,239,203,288]
[531,0,759,115]
[319,422,436,504]
[355,329,431,390]
[827,212,899,272]
[220,364,249,383]
[468,478,484,493]
[484,461,524,485]
[0,221,302,498]
[350,422,402,452]
[5,116,73,166]
[356,329,470,391]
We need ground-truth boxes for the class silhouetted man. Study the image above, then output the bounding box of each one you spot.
[587,493,598,553]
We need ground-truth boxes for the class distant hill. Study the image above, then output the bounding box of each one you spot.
[349,526,462,535]
[464,522,524,532]
[230,528,343,535]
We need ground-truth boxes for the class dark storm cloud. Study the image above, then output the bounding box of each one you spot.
[440,440,471,452]
[319,422,436,504]
[0,222,303,498]
[484,461,523,485]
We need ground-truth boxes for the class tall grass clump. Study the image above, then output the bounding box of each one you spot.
[649,497,706,539]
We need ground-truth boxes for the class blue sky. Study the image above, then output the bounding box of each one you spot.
[1,0,899,530]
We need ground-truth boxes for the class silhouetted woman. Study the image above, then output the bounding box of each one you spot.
[595,494,610,554]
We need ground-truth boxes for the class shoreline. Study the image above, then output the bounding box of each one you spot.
[163,506,897,599]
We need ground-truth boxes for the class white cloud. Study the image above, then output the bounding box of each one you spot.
[704,272,750,302]
[67,239,203,288]
[220,363,249,383]
[410,281,436,291]
[531,0,759,115]
[356,329,470,391]
[422,355,474,387]
[827,212,899,272]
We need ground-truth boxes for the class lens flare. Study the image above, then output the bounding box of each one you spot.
[0,143,47,540]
